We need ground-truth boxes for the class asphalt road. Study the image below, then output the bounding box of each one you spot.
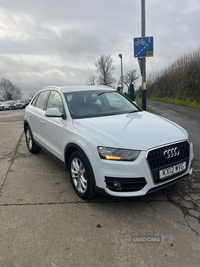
[0,107,200,267]
[137,99,200,170]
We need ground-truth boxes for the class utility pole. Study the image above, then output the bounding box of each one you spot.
[141,0,146,110]
[119,54,123,93]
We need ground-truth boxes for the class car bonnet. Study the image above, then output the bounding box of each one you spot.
[72,111,188,151]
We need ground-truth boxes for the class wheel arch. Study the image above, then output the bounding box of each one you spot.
[64,143,96,185]
[65,143,88,169]
[24,120,30,132]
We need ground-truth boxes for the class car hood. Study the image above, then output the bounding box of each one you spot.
[72,111,188,150]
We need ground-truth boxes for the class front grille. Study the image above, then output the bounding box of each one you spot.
[105,177,146,192]
[147,141,190,184]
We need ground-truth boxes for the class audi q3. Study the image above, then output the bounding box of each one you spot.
[24,86,194,199]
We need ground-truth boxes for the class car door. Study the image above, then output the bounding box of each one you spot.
[39,90,65,160]
[28,91,49,143]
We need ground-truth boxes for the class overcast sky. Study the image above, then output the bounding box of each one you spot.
[0,0,200,97]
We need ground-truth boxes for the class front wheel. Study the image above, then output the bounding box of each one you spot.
[25,126,41,153]
[69,151,96,200]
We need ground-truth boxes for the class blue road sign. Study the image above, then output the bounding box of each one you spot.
[134,37,153,58]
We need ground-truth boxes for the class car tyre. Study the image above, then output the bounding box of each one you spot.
[25,126,41,153]
[69,151,96,200]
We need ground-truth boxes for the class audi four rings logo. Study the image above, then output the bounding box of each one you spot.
[163,147,180,159]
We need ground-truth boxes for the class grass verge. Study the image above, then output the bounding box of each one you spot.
[136,102,154,113]
[148,98,200,110]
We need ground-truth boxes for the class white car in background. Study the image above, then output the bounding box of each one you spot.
[24,86,194,199]
[0,102,4,110]
[1,101,15,110]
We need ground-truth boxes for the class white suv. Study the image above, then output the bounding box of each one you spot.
[24,86,194,199]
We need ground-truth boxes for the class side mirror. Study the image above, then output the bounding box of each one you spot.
[45,108,65,119]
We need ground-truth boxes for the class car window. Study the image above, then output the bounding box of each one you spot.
[35,91,49,110]
[67,92,101,113]
[31,93,40,106]
[46,91,64,114]
[105,94,124,109]
[64,90,140,119]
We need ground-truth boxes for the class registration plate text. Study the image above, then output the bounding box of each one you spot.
[159,162,186,179]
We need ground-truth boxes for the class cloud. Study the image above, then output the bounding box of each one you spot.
[0,0,200,95]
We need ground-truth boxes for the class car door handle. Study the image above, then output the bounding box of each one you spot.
[40,119,45,125]
[28,112,32,117]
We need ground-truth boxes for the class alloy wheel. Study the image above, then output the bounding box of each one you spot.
[71,157,87,193]
[26,129,32,150]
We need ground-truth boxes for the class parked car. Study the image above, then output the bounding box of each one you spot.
[14,99,29,109]
[24,86,194,200]
[0,102,4,111]
[1,101,15,110]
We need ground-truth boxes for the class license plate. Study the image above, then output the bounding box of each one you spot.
[159,162,186,179]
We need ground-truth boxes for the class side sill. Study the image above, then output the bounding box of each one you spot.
[34,140,66,168]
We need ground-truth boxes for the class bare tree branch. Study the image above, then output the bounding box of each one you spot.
[86,75,97,85]
[118,69,139,89]
[95,55,116,87]
[0,78,22,100]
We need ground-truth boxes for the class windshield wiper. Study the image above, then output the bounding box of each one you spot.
[128,110,140,113]
[98,91,115,96]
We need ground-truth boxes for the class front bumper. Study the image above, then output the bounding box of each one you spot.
[89,140,194,197]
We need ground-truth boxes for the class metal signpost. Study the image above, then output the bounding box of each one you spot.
[134,37,154,111]
[133,0,154,111]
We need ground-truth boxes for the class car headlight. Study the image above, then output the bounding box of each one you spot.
[97,146,140,161]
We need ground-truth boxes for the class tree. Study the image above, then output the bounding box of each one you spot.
[0,78,22,100]
[12,86,22,100]
[86,75,97,85]
[95,55,116,87]
[118,69,139,89]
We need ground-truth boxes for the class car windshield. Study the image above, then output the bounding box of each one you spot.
[17,100,25,103]
[64,90,141,119]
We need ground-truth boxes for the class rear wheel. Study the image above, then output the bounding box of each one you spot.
[25,126,41,153]
[69,151,96,200]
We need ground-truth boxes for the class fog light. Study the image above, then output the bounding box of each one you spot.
[113,182,122,190]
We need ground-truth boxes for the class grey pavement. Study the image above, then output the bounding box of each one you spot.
[0,107,200,267]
